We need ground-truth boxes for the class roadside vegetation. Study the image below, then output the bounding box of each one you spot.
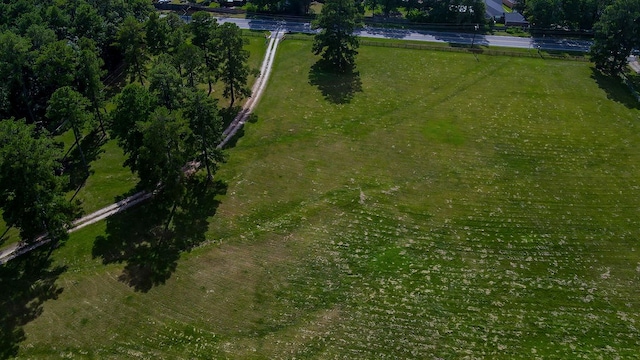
[12,40,640,358]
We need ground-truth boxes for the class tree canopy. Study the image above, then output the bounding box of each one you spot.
[590,0,640,75]
[312,0,363,73]
[0,119,76,244]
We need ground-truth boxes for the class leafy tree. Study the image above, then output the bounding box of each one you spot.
[145,11,169,55]
[591,0,640,75]
[175,42,204,88]
[72,2,107,47]
[75,39,107,136]
[0,119,76,245]
[136,107,192,194]
[183,90,224,181]
[34,40,78,104]
[110,83,156,170]
[0,31,35,122]
[365,0,401,18]
[46,86,93,172]
[25,24,56,51]
[149,54,184,110]
[312,0,363,73]
[116,16,148,85]
[217,23,251,107]
[45,5,71,39]
[517,0,613,30]
[190,11,215,49]
[190,12,221,95]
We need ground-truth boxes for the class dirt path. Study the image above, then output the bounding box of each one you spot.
[0,29,285,265]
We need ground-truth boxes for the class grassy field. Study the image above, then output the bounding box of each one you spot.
[8,40,640,358]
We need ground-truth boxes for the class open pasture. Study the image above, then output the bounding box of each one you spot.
[14,41,640,358]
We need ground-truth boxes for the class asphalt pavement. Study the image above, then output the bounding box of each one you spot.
[214,17,592,52]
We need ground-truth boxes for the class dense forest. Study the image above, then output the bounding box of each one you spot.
[0,0,251,246]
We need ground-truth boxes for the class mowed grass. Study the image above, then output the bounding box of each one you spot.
[16,41,640,358]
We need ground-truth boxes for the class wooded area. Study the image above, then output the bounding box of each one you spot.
[0,0,251,246]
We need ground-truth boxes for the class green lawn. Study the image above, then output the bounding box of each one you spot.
[13,41,640,358]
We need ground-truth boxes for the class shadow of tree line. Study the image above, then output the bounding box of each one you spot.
[308,59,363,105]
[0,248,66,359]
[92,176,227,292]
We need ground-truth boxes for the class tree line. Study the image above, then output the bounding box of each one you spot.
[248,0,486,25]
[0,1,252,250]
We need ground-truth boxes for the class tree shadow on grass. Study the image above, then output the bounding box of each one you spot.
[308,59,363,104]
[0,248,66,359]
[62,130,107,196]
[219,105,243,130]
[92,177,227,292]
[591,68,640,110]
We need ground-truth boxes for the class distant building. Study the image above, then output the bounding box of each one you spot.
[483,0,504,18]
[504,12,528,27]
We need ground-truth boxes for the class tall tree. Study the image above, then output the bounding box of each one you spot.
[145,11,169,55]
[365,0,401,18]
[591,0,640,75]
[312,0,363,73]
[149,54,184,110]
[190,12,221,95]
[34,40,79,107]
[110,83,156,170]
[116,16,148,86]
[136,107,192,195]
[183,90,224,181]
[0,31,35,122]
[72,2,107,47]
[217,23,251,107]
[76,39,107,136]
[0,119,76,245]
[46,86,93,172]
[174,42,204,88]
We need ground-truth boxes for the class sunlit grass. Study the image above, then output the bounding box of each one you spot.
[17,41,640,358]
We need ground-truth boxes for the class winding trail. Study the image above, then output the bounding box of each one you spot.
[0,28,285,265]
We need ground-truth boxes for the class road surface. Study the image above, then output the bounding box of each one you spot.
[215,17,592,52]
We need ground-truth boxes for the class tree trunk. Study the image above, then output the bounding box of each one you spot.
[94,104,107,137]
[20,80,36,124]
[73,127,88,174]
[203,141,212,182]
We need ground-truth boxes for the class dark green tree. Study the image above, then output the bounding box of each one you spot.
[0,119,77,245]
[110,83,156,170]
[76,39,107,136]
[175,42,204,88]
[0,31,35,122]
[312,0,363,73]
[136,107,192,195]
[45,5,71,39]
[149,54,184,110]
[190,12,221,95]
[33,40,79,122]
[145,11,169,55]
[46,86,93,172]
[365,0,401,18]
[116,16,148,85]
[217,23,251,107]
[591,0,640,75]
[183,90,224,181]
[25,24,56,51]
[72,2,107,47]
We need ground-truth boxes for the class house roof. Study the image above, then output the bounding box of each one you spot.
[504,12,528,25]
[484,0,504,18]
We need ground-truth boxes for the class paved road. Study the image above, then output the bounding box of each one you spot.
[215,17,592,52]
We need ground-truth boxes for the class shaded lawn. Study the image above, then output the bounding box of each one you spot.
[17,42,640,358]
